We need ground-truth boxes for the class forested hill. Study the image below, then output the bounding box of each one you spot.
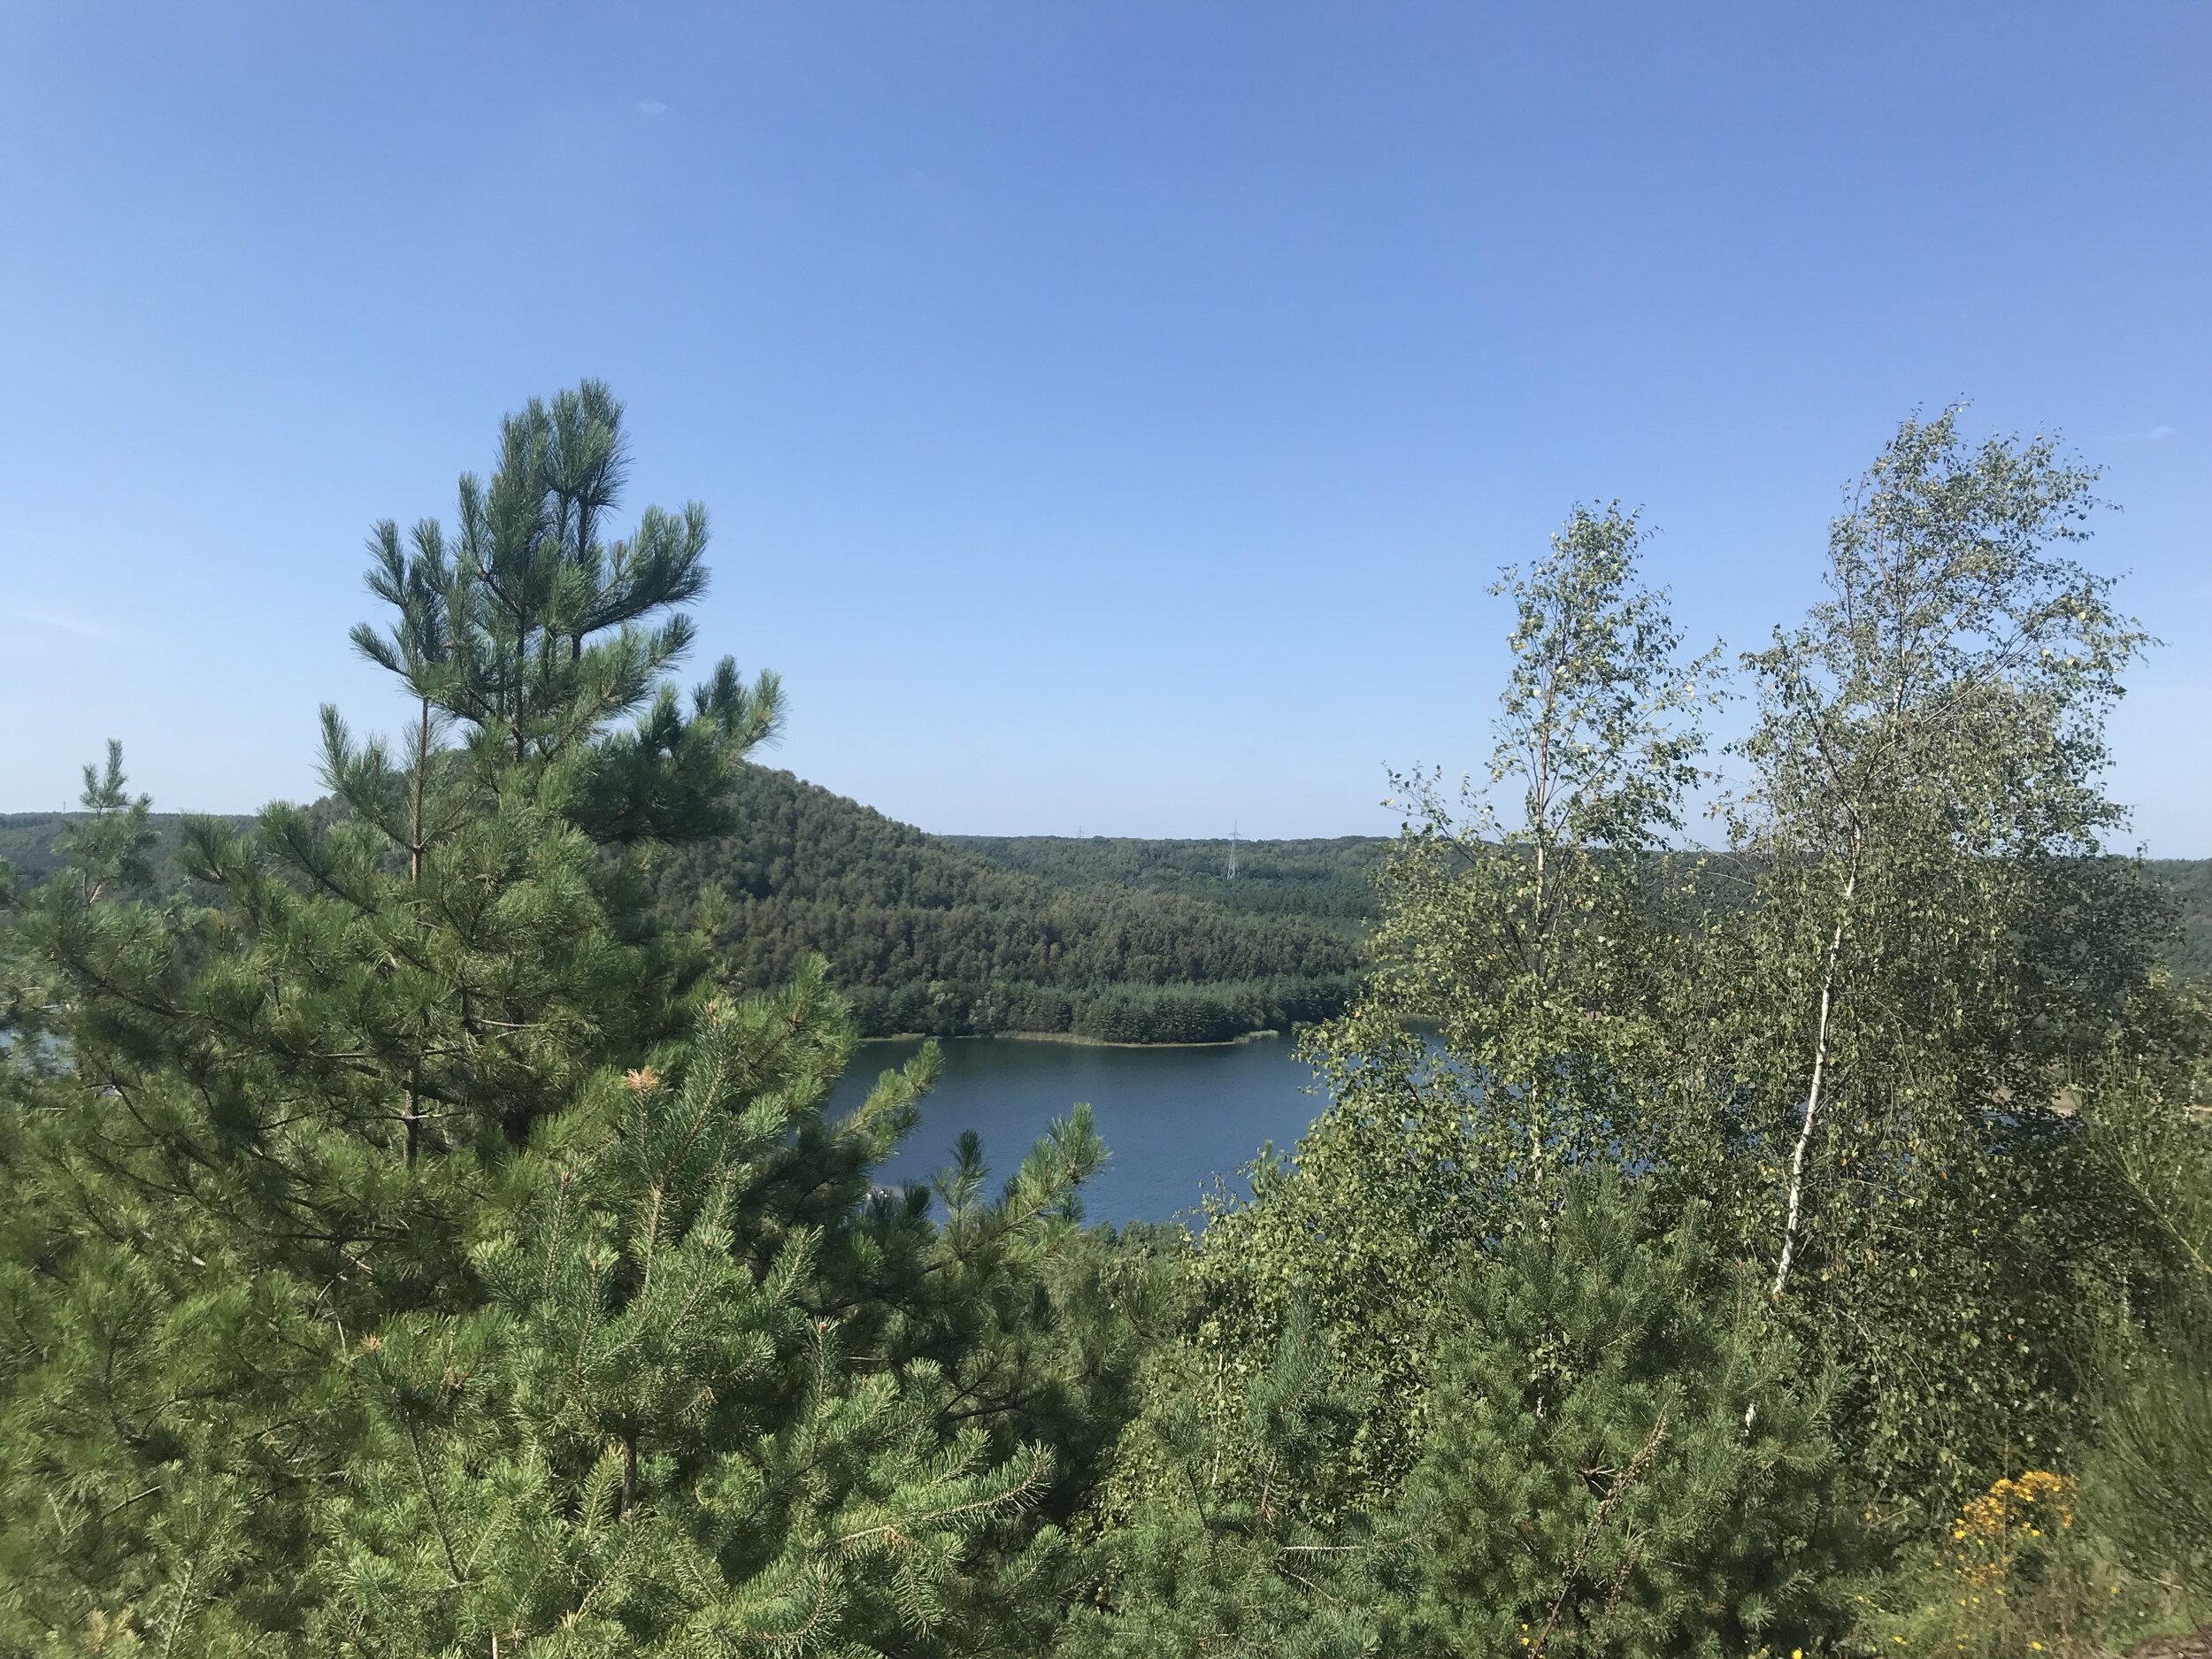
[2151,858,2212,981]
[959,834,2212,982]
[947,833,1386,924]
[3,791,1360,1045]
[11,795,2210,1033]
[651,766,1363,1041]
[0,811,252,886]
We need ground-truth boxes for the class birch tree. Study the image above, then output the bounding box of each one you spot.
[1355,501,1716,1184]
[1719,408,2164,1506]
[1197,504,1717,1502]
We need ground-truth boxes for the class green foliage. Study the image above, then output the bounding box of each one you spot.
[1072,1182,1862,1659]
[8,384,774,1322]
[1865,1469,2126,1659]
[1190,504,1717,1502]
[1351,503,1715,1182]
[2149,858,2212,982]
[1189,1033,1485,1509]
[0,811,243,893]
[951,833,1386,925]
[309,975,1097,1656]
[2081,1056,2212,1604]
[0,771,1365,1051]
[660,765,1363,1042]
[1406,1175,1859,1659]
[0,385,1148,1657]
[1057,1307,1395,1659]
[0,1163,350,1652]
[2090,1320,2212,1603]
[1157,413,2199,1645]
[1708,409,2170,1514]
[9,389,2212,1658]
[1068,979,1348,1045]
[53,742,158,903]
[1,380,775,1650]
[14,808,2212,1055]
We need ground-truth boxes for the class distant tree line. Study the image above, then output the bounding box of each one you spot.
[949,833,1386,924]
[957,830,2212,984]
[8,796,2208,1056]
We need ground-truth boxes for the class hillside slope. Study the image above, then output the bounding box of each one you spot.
[2149,859,2212,982]
[0,812,249,886]
[652,767,1363,1041]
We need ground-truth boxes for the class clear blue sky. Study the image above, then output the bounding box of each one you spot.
[4,4,2206,849]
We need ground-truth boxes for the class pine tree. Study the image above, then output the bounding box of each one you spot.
[0,382,774,1651]
[309,971,1102,1656]
[2081,1018,2212,1600]
[1,385,1143,1655]
[1057,1306,1396,1659]
[19,381,782,1310]
[1404,1173,1858,1659]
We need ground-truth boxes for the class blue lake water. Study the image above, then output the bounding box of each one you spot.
[822,1035,1331,1225]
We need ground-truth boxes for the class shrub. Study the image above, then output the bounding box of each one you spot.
[1404,1174,1862,1658]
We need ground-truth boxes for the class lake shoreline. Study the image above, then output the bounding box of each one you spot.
[864,1027,1287,1051]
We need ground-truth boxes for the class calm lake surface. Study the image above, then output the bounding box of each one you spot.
[822,1035,1329,1225]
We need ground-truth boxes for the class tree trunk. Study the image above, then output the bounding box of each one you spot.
[402,696,426,1164]
[410,698,427,883]
[1772,832,1862,1297]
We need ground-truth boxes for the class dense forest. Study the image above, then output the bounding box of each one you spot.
[10,803,2206,1051]
[0,787,1364,1048]
[950,833,1386,923]
[0,811,243,887]
[5,386,2211,1656]
[964,832,2212,984]
[653,768,1360,1042]
[2153,858,2212,980]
